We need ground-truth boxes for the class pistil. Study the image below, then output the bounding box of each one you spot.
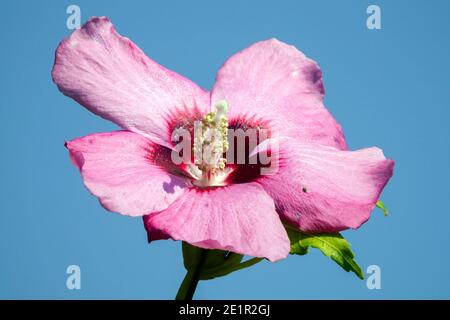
[192,100,230,187]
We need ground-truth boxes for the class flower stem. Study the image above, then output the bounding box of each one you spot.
[176,248,209,300]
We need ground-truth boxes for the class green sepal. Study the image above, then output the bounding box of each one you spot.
[182,242,263,280]
[376,200,389,216]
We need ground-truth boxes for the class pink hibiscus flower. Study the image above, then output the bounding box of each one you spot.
[52,17,394,263]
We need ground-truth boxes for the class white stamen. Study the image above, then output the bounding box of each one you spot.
[192,100,230,187]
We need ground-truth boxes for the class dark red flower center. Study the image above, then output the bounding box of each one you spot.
[148,105,275,188]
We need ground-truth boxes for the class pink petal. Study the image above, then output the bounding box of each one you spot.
[52,17,209,148]
[66,131,188,217]
[259,139,394,232]
[144,183,291,262]
[211,38,347,150]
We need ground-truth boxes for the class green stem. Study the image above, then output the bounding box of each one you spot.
[176,248,209,300]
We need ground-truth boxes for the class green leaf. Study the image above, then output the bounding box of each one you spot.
[286,227,364,279]
[182,242,263,280]
[376,200,389,216]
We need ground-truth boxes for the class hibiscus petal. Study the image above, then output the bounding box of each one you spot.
[52,17,209,147]
[211,38,346,149]
[144,183,291,262]
[258,139,394,232]
[66,131,188,217]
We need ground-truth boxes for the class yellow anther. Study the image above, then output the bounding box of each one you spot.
[193,100,230,180]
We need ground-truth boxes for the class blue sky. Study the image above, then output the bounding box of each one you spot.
[1,0,449,299]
